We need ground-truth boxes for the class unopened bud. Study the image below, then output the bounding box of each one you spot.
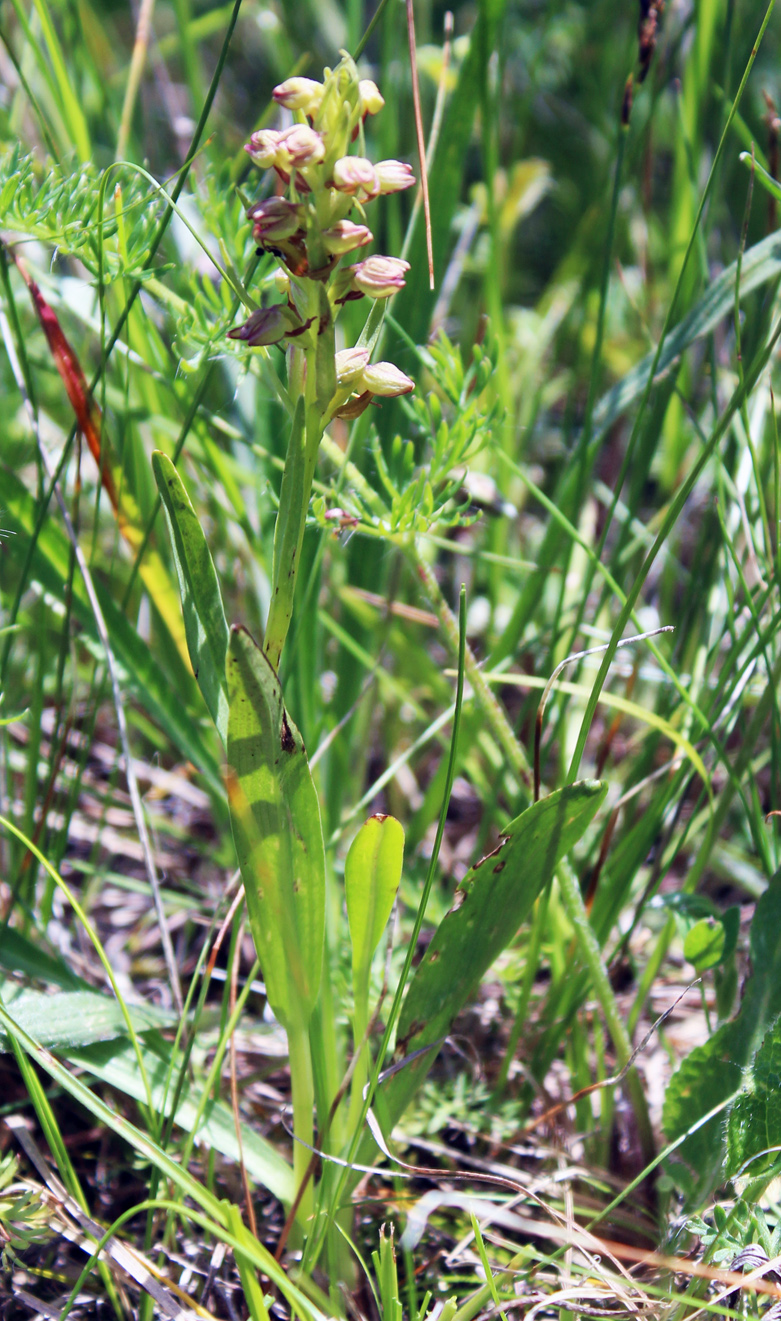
[322,219,373,254]
[361,361,415,396]
[272,77,324,114]
[247,197,304,242]
[227,305,299,346]
[351,255,409,298]
[375,159,416,194]
[358,79,385,116]
[335,347,371,385]
[332,155,380,199]
[245,129,283,169]
[277,123,326,166]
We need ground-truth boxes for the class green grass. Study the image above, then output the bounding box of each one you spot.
[4,0,781,1315]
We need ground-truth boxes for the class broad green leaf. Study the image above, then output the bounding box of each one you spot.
[684,917,726,972]
[226,625,325,1028]
[663,873,781,1201]
[1,469,223,797]
[70,1033,294,1205]
[0,986,172,1050]
[346,814,405,980]
[152,450,229,744]
[371,781,607,1138]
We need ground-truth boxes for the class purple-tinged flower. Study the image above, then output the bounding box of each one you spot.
[272,77,324,114]
[335,347,371,386]
[227,305,300,346]
[247,197,304,243]
[245,129,283,169]
[277,124,326,166]
[358,79,385,116]
[322,219,373,255]
[375,160,416,194]
[361,362,415,395]
[332,156,380,199]
[351,255,410,298]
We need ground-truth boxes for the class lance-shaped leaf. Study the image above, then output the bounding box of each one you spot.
[226,626,325,1028]
[367,780,607,1142]
[152,451,229,744]
[346,814,404,984]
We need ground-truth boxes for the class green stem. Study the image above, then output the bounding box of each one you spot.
[288,1018,316,1230]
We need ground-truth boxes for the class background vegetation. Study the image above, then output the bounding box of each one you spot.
[4,0,781,1316]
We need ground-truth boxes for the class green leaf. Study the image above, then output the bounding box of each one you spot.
[1,469,224,798]
[684,917,726,972]
[372,781,607,1136]
[663,873,781,1201]
[226,625,325,1029]
[152,450,230,744]
[346,814,405,981]
[0,986,172,1049]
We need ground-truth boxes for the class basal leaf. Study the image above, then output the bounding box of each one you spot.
[226,625,325,1029]
[0,986,172,1050]
[371,780,607,1138]
[152,451,229,744]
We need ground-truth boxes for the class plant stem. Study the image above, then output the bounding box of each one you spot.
[288,1018,316,1231]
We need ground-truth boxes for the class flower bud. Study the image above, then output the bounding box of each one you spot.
[358,79,385,116]
[332,155,380,199]
[351,255,410,298]
[245,129,283,169]
[375,159,416,194]
[227,305,299,346]
[335,347,370,385]
[272,77,324,115]
[322,219,373,254]
[277,123,326,166]
[247,197,304,242]
[361,362,415,395]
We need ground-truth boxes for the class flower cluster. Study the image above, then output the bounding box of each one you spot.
[229,56,416,411]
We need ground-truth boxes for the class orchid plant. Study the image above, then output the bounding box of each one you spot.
[228,54,416,669]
